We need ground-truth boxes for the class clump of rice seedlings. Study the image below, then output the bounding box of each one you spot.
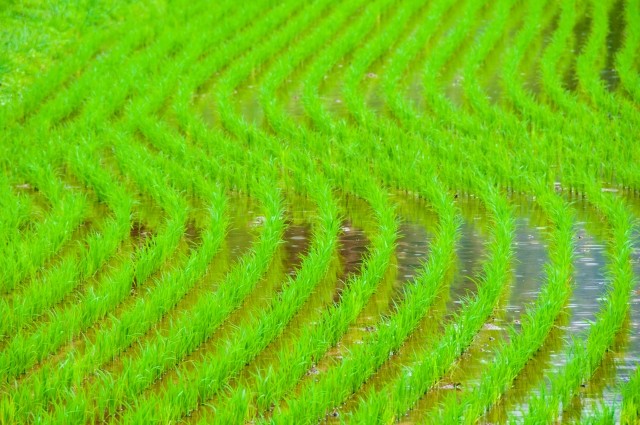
[0,149,135,342]
[1,0,638,421]
[0,158,88,297]
[381,0,456,126]
[621,367,640,423]
[350,182,514,423]
[1,144,196,417]
[427,185,575,422]
[420,0,488,131]
[521,185,636,423]
[0,177,34,282]
[201,7,405,420]
[615,0,640,102]
[121,168,338,423]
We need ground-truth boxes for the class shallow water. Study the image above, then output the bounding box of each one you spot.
[493,194,637,422]
[399,199,549,422]
[127,188,637,422]
[579,192,640,419]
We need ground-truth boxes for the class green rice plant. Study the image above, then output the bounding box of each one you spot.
[520,184,636,423]
[427,185,575,423]
[162,2,400,418]
[349,182,513,423]
[119,166,337,423]
[297,0,400,137]
[582,403,617,425]
[32,159,237,424]
[495,0,631,191]
[0,170,34,240]
[420,0,488,132]
[225,9,510,420]
[579,15,640,188]
[1,0,637,422]
[621,367,640,423]
[539,0,581,111]
[574,0,640,155]
[213,1,339,142]
[45,58,291,419]
[257,0,371,137]
[228,178,397,423]
[460,0,517,113]
[0,28,111,127]
[531,0,635,185]
[0,146,133,334]
[118,0,300,151]
[242,4,482,420]
[0,159,88,297]
[404,14,636,409]
[615,0,640,102]
[0,116,193,388]
[500,0,552,117]
[158,5,406,421]
[16,0,231,133]
[380,0,456,127]
[167,0,310,133]
[498,0,561,181]
[1,147,230,422]
[0,0,250,328]
[278,15,516,400]
[24,28,154,131]
[341,0,426,126]
[0,0,183,122]
[0,147,135,342]
[575,0,616,107]
[0,150,187,366]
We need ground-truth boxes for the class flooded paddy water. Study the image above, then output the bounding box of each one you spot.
[100,183,639,423]
[249,188,640,423]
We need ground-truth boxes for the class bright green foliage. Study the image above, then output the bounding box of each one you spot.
[1,0,638,423]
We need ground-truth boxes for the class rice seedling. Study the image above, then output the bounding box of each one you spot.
[621,366,640,423]
[615,0,640,102]
[519,186,636,423]
[1,0,637,422]
[347,183,513,422]
[424,186,576,423]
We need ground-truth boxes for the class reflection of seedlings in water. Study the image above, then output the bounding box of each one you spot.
[503,217,548,323]
[566,222,608,334]
[440,382,463,391]
[14,183,37,192]
[445,220,486,317]
[564,11,592,91]
[283,224,311,277]
[338,223,368,261]
[184,219,203,250]
[389,222,431,308]
[333,221,370,302]
[130,221,153,248]
[602,0,625,91]
[251,215,266,227]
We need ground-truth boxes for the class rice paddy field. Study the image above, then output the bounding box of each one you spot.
[1,0,639,423]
